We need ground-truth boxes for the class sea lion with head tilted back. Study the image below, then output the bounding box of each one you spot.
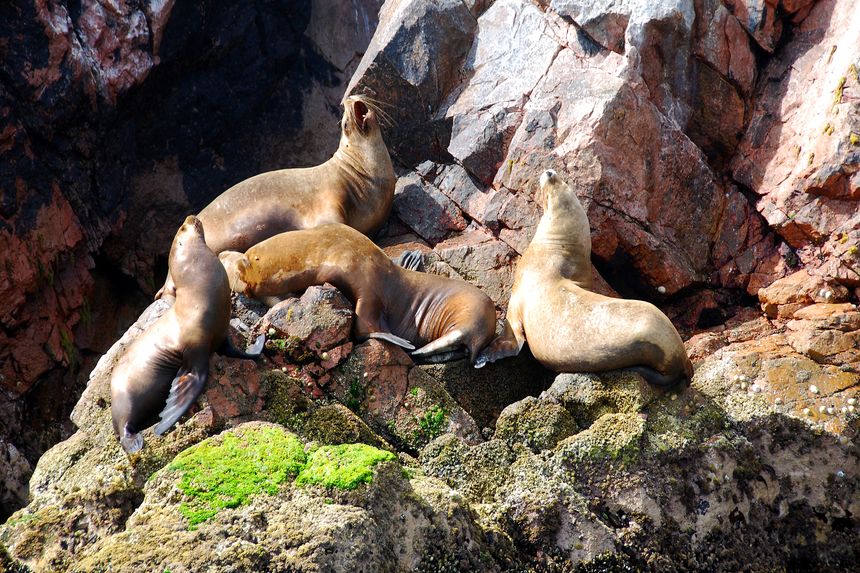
[111,216,264,453]
[475,170,693,386]
[219,223,498,365]
[156,95,396,299]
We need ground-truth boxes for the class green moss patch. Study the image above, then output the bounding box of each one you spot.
[168,426,306,528]
[296,444,396,490]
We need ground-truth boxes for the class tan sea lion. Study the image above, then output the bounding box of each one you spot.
[220,224,498,364]
[111,216,263,453]
[156,95,396,299]
[476,170,693,386]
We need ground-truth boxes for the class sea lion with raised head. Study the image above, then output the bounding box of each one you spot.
[111,216,264,453]
[156,95,396,299]
[476,170,693,386]
[220,223,498,364]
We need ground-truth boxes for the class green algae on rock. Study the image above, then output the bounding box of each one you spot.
[166,426,306,528]
[296,443,397,490]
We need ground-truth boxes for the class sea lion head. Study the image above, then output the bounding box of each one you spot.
[339,95,391,148]
[537,169,581,214]
[218,250,250,294]
[169,215,213,283]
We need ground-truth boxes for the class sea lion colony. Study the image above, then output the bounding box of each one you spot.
[109,96,692,452]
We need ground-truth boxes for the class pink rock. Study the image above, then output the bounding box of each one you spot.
[433,230,516,307]
[732,0,860,285]
[758,269,850,318]
[257,285,353,360]
[393,172,468,243]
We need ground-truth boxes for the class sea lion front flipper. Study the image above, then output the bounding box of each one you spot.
[367,331,416,350]
[154,368,208,436]
[393,250,424,271]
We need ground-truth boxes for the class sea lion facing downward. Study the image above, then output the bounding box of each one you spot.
[476,171,693,386]
[156,95,396,299]
[220,224,498,364]
[111,216,263,453]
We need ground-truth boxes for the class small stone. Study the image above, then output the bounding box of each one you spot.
[818,405,827,414]
[268,328,277,336]
[281,366,287,372]
[836,470,845,479]
[750,384,762,393]
[849,405,856,413]
[670,393,678,401]
[809,384,819,394]
[363,372,368,378]
[740,382,748,391]
[774,397,783,405]
[320,351,329,361]
[803,408,812,416]
[839,436,849,445]
[841,407,848,414]
[826,407,836,415]
[848,398,857,406]
[657,286,667,294]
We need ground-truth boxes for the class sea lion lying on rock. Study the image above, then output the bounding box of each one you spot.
[111,216,264,453]
[156,95,396,299]
[219,223,497,364]
[476,170,693,386]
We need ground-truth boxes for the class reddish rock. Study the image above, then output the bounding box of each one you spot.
[257,285,354,361]
[732,0,860,286]
[432,230,516,308]
[393,171,468,243]
[758,269,851,318]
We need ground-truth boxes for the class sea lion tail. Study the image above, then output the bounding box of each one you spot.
[629,366,687,388]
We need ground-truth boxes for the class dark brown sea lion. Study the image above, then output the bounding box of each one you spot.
[156,95,396,299]
[219,224,497,364]
[111,216,263,453]
[476,170,693,386]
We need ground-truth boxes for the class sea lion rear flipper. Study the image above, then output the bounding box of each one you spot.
[628,366,686,388]
[473,320,524,368]
[120,430,144,454]
[367,332,416,350]
[154,368,208,436]
[411,329,465,358]
[219,333,266,359]
[410,348,469,364]
[393,250,424,271]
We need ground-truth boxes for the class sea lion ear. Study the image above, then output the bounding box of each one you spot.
[353,99,371,133]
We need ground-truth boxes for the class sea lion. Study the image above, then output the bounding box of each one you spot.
[220,224,498,364]
[111,216,264,453]
[156,94,396,299]
[476,170,693,386]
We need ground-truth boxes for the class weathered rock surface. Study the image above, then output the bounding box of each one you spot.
[3,0,860,569]
[0,0,383,487]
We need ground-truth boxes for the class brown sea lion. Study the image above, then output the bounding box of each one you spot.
[220,224,498,364]
[476,170,693,386]
[156,95,396,299]
[111,216,263,453]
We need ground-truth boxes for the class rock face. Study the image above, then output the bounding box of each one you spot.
[0,0,383,499]
[2,0,860,569]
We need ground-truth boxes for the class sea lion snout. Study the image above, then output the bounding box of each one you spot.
[182,215,205,238]
[539,170,557,188]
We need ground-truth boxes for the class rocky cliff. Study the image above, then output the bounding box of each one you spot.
[1,0,859,570]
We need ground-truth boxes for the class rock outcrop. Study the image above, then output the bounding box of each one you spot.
[2,0,860,569]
